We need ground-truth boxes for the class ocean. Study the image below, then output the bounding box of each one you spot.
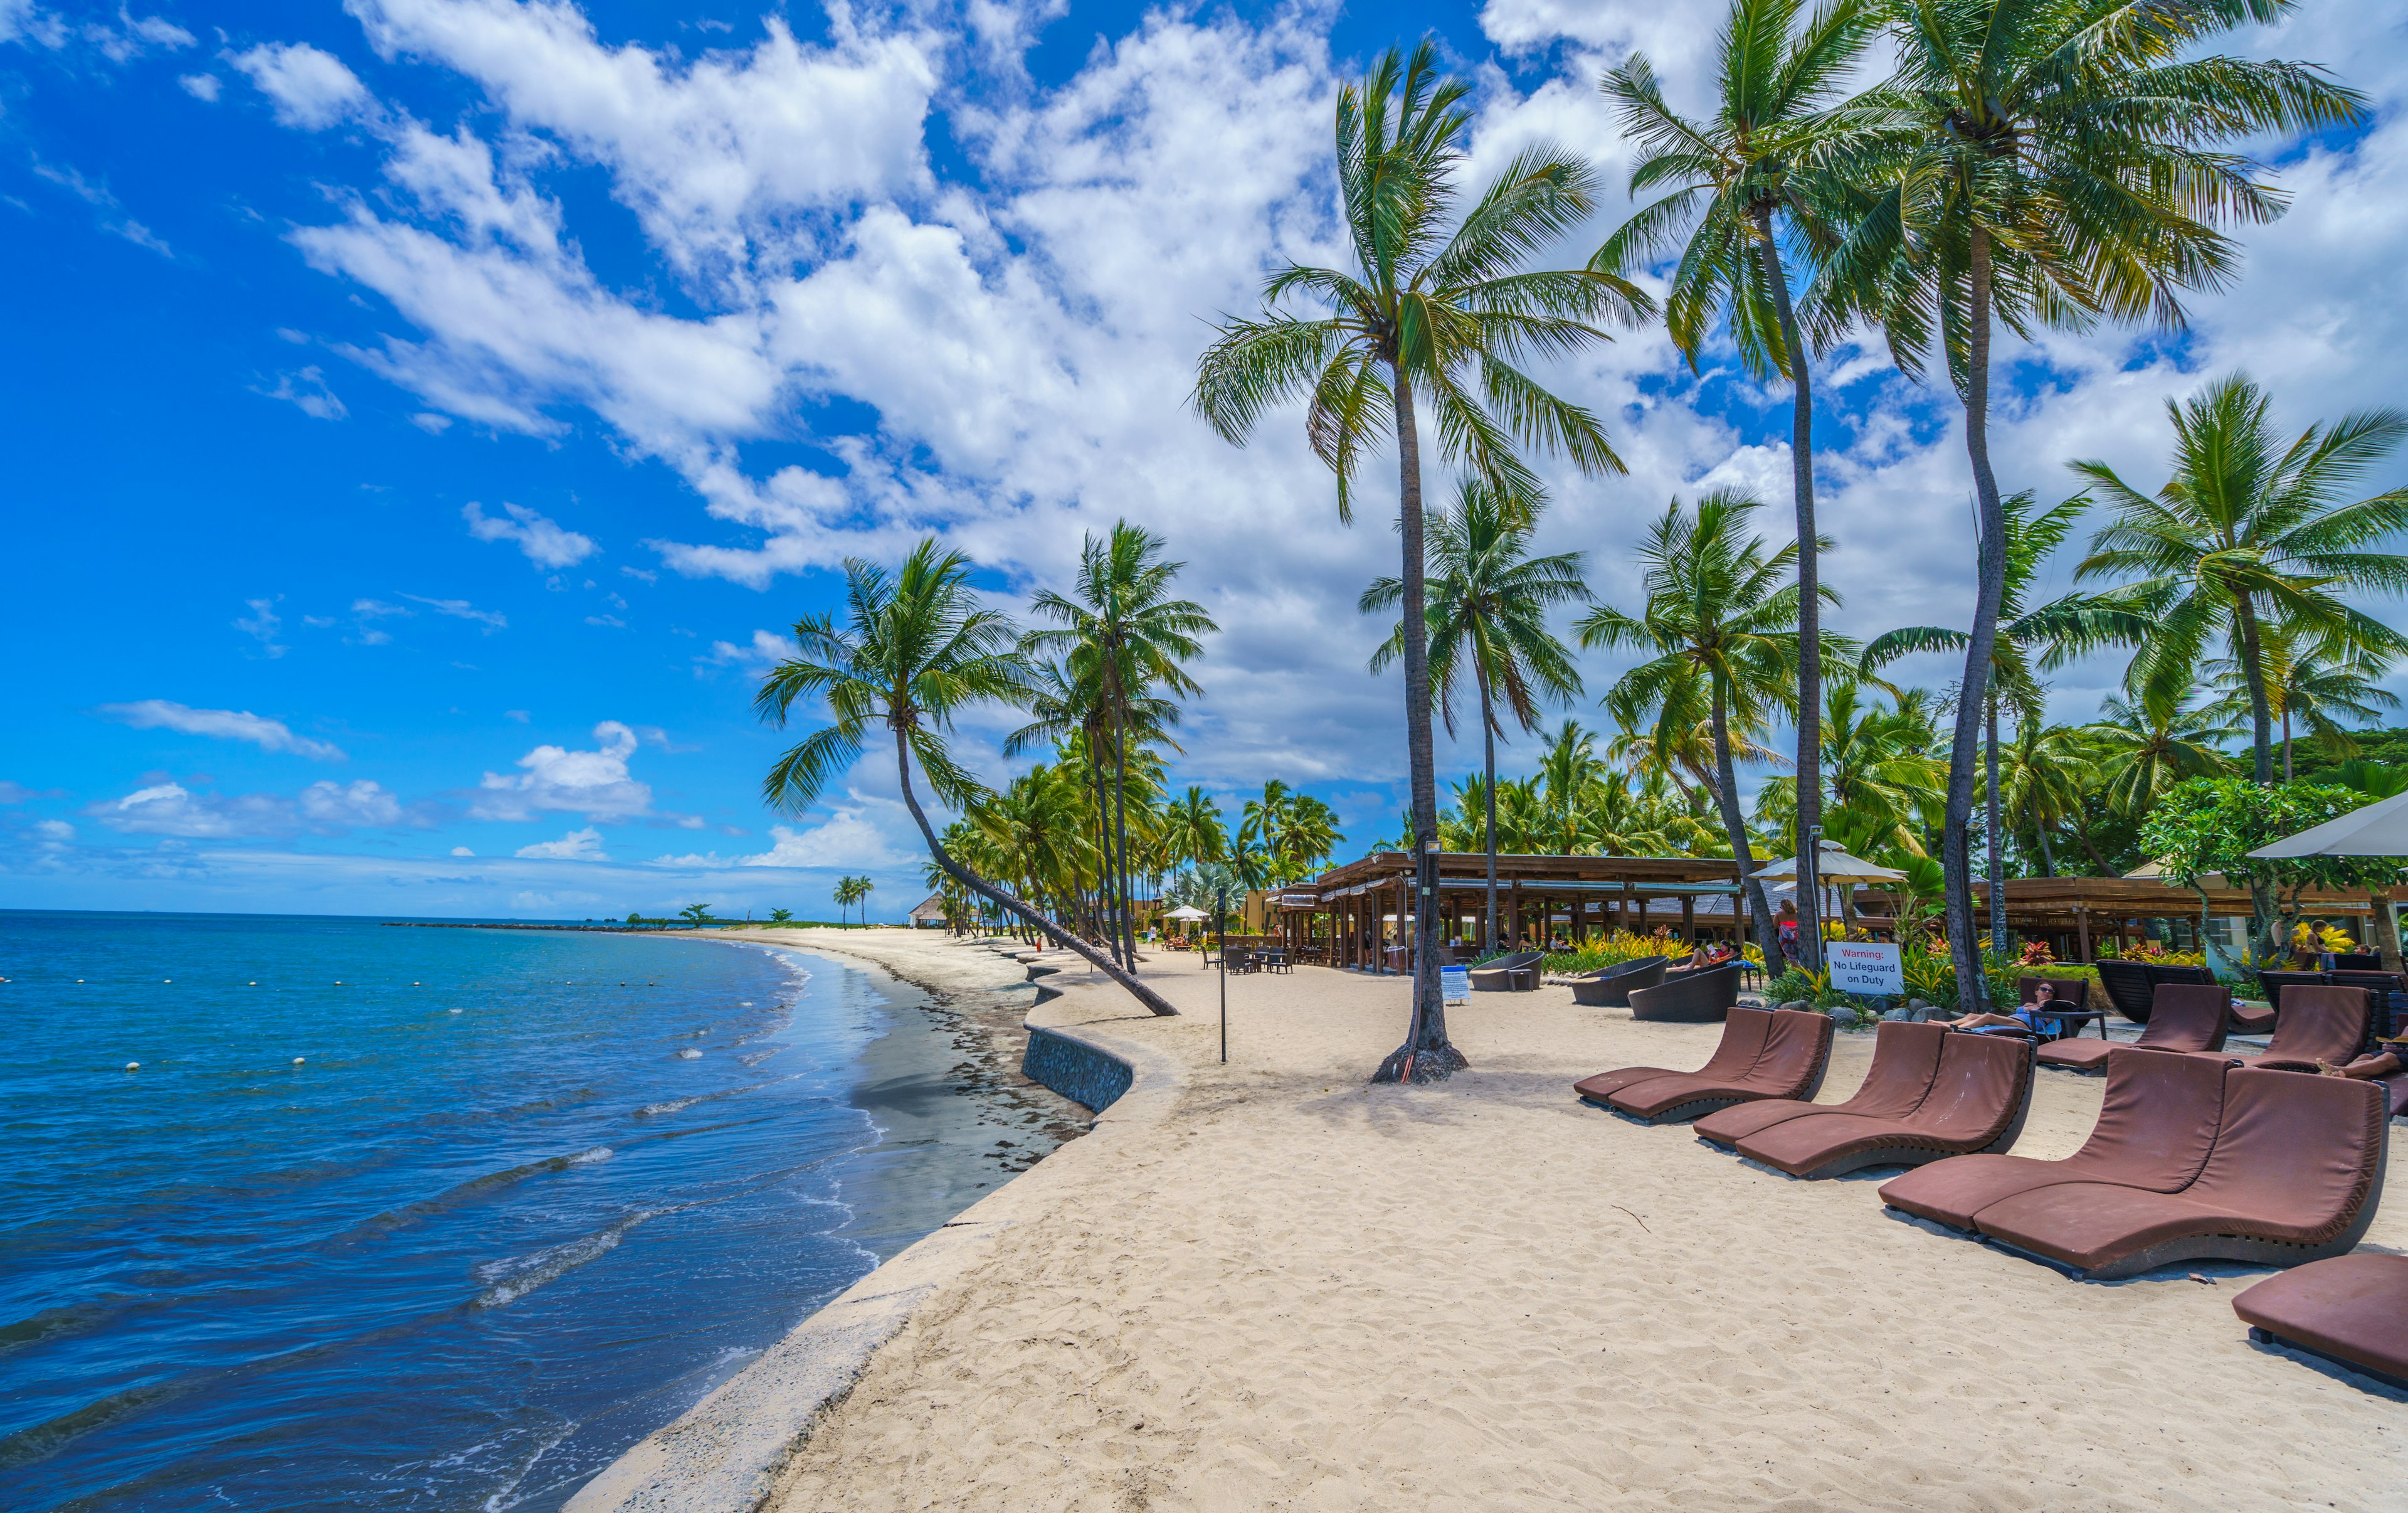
[0,911,1060,1512]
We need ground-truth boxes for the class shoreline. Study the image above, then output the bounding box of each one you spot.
[565,933,1176,1513]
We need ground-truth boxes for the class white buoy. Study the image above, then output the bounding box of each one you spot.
[293,1056,306,1065]
[449,1007,462,1014]
[164,979,172,984]
[125,1061,140,1071]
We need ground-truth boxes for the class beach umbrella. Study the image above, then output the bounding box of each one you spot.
[1163,904,1212,921]
[2248,790,2408,859]
[1750,839,1906,884]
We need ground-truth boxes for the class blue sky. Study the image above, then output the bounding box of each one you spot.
[4,0,2405,921]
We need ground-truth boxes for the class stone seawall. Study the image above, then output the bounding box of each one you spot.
[1019,1023,1133,1114]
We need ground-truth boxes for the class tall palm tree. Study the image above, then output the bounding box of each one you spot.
[2087,685,2238,817]
[1582,491,1829,960]
[1600,0,1878,970]
[1822,0,2363,1009]
[1997,719,2095,877]
[1862,492,2141,947]
[2076,374,2408,783]
[2205,629,2400,781]
[755,540,1177,1017]
[832,876,858,926]
[1028,521,1218,971]
[1278,796,1346,881]
[853,874,875,928]
[1193,41,1648,1083]
[1363,477,1590,949]
[1163,786,1227,874]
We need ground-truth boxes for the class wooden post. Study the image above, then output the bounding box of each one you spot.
[2075,906,2091,964]
[1682,895,1696,942]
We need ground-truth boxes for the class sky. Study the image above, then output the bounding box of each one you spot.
[3,0,2405,922]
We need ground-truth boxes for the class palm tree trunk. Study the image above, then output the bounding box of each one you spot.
[1711,675,1783,964]
[1481,666,1499,956]
[2036,819,2057,878]
[892,735,1178,1017]
[1987,692,2007,953]
[2282,708,2293,782]
[1759,222,1822,975]
[2230,598,2283,957]
[1086,755,1124,964]
[1944,227,2010,1014]
[1376,368,1464,1083]
[1108,691,1139,970]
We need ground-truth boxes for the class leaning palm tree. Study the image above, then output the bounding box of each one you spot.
[1600,0,1878,969]
[1363,476,1590,951]
[756,539,1177,1016]
[1822,0,2365,1009]
[2075,374,2408,784]
[1028,521,1218,971]
[1193,40,1649,1083]
[1582,490,1828,960]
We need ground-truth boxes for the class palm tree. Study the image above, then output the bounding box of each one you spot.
[2205,630,2400,782]
[1822,0,2363,1009]
[1277,795,1345,879]
[831,876,857,926]
[756,539,1177,1017]
[1162,787,1228,874]
[1193,41,1648,1083]
[1238,779,1292,876]
[679,903,712,926]
[2076,374,2408,784]
[1363,476,1590,950]
[1862,492,2142,949]
[853,875,876,928]
[1582,491,1829,960]
[768,906,793,925]
[1601,0,1878,970]
[1028,521,1217,971]
[1998,720,2096,877]
[2087,686,2238,817]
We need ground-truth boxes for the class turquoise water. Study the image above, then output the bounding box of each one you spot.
[0,912,1028,1511]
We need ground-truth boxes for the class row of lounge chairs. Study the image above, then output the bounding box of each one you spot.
[1571,991,2404,1388]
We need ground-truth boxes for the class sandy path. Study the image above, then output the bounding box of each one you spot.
[764,940,2402,1512]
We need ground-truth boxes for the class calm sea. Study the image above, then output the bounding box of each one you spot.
[0,911,1049,1512]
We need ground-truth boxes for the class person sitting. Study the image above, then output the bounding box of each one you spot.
[2320,1050,2404,1080]
[1936,982,2077,1039]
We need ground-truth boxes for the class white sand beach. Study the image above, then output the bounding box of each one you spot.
[733,930,2402,1512]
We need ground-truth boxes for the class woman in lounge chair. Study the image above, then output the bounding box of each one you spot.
[1938,1002,2069,1039]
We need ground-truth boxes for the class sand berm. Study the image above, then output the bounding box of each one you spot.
[600,928,2408,1512]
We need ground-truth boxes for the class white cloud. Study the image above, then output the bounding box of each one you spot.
[472,719,651,820]
[463,499,597,567]
[256,366,348,420]
[517,824,606,859]
[401,593,507,630]
[90,782,294,838]
[699,628,796,677]
[234,597,287,658]
[0,0,41,46]
[298,778,404,826]
[96,699,346,761]
[741,814,898,869]
[179,72,221,101]
[234,41,372,130]
[451,844,475,856]
[34,819,75,840]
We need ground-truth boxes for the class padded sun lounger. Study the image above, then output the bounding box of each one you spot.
[1881,1048,2229,1230]
[1468,951,1543,992]
[1729,1029,2034,1179]
[1968,1068,2386,1280]
[2232,1253,2408,1391]
[2093,960,2217,1024]
[1570,956,1668,1007]
[1573,1007,1832,1123]
[2038,983,2229,1071]
[1694,1020,1948,1149]
[1627,960,1744,1022]
[2200,984,2371,1069]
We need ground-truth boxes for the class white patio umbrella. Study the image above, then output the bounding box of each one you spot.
[1750,839,1906,884]
[2248,790,2408,858]
[1163,904,1212,921]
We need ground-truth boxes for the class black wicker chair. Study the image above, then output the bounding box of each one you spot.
[1467,950,1544,992]
[1570,956,1668,1007]
[1628,960,1745,1023]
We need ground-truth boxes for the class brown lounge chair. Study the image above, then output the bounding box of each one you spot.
[2197,984,2371,1069]
[1881,1047,2229,1231]
[1724,1028,2034,1179]
[1468,950,1543,992]
[1627,959,1745,1022]
[1569,955,1667,1007]
[1694,1019,1948,1149]
[2037,982,2229,1072]
[2249,968,2330,1035]
[1571,1006,1834,1123]
[1948,1067,2387,1280]
[2092,958,2218,1024]
[2231,1252,2408,1391]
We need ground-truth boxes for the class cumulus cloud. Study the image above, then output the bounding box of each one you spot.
[234,41,373,129]
[472,719,651,820]
[516,824,607,859]
[90,782,297,838]
[180,72,221,100]
[96,699,346,761]
[463,499,597,567]
[298,778,405,826]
